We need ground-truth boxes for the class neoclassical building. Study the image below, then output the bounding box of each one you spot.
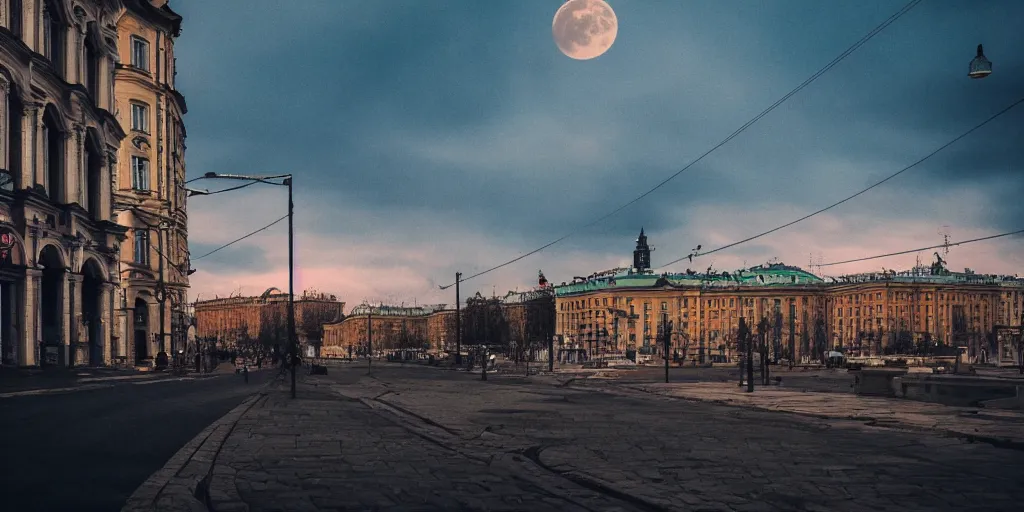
[111,0,186,365]
[195,288,345,356]
[556,230,1024,366]
[0,0,127,367]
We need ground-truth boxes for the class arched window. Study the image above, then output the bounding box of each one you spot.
[42,1,65,78]
[41,106,64,203]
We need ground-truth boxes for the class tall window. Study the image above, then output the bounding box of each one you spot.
[131,103,148,132]
[134,230,150,265]
[84,35,99,99]
[130,36,149,71]
[42,3,64,77]
[131,156,150,191]
[9,0,22,38]
[42,109,63,202]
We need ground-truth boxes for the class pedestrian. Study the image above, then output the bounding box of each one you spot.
[243,364,249,384]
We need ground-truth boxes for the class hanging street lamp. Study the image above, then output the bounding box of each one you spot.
[969,44,992,79]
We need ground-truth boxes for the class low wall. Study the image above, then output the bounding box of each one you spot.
[891,375,1021,407]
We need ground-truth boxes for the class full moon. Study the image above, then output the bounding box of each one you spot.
[552,0,618,60]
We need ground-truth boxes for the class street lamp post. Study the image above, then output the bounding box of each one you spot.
[188,172,297,398]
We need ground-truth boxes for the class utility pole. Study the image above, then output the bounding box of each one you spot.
[738,317,748,388]
[746,317,755,393]
[663,313,671,384]
[286,178,297,399]
[548,304,554,372]
[455,272,462,366]
[157,223,167,359]
[758,316,770,386]
[367,306,373,375]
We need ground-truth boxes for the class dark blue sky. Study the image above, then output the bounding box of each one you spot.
[172,0,1024,305]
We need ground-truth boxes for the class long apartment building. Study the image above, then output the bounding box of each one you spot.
[555,230,1024,366]
[195,287,344,353]
[322,304,454,358]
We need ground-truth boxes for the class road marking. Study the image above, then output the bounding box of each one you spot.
[0,383,114,398]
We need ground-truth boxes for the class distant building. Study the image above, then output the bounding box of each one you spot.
[322,304,448,358]
[195,288,344,354]
[322,273,556,360]
[555,230,1024,366]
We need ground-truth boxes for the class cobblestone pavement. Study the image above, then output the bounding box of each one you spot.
[209,376,643,512]
[321,366,1024,511]
[621,382,1024,446]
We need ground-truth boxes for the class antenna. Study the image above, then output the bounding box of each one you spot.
[939,225,951,256]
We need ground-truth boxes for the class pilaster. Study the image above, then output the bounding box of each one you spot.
[23,103,42,188]
[61,269,71,366]
[68,273,82,366]
[101,282,113,365]
[21,269,40,367]
[72,124,85,206]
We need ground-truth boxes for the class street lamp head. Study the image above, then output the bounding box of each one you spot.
[969,44,992,79]
[204,172,219,179]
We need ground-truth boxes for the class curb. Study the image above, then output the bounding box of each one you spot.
[121,376,280,512]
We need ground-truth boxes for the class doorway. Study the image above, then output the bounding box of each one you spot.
[133,297,149,363]
[0,278,20,365]
[39,245,64,367]
[81,259,104,366]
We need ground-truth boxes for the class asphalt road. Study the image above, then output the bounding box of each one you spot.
[0,369,276,512]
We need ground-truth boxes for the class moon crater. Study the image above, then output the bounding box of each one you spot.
[552,0,618,60]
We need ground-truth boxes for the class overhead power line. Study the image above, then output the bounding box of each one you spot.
[439,0,923,290]
[817,228,1024,267]
[660,95,1024,270]
[192,214,289,261]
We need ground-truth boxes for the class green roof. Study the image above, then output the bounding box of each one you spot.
[555,264,824,297]
[554,263,1024,297]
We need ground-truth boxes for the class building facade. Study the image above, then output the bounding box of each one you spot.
[195,287,344,355]
[322,304,451,359]
[111,0,186,366]
[556,248,1024,366]
[0,0,127,367]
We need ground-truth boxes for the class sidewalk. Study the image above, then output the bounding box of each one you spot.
[622,381,1024,447]
[129,375,643,512]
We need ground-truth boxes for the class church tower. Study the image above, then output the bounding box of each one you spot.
[633,228,654,272]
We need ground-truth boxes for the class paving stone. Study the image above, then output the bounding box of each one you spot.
[204,368,1024,511]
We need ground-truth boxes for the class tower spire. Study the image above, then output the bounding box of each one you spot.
[633,228,654,273]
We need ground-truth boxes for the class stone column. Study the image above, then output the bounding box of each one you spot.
[103,151,116,221]
[61,269,71,367]
[67,272,82,366]
[72,124,85,206]
[75,25,85,86]
[20,269,40,367]
[101,282,113,365]
[22,103,41,188]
